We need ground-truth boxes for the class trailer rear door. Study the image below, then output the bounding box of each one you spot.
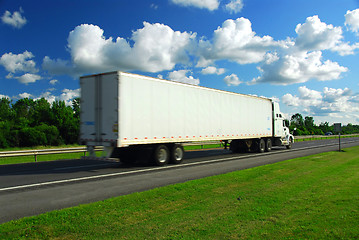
[80,72,119,146]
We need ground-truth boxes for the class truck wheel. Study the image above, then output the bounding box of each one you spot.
[170,144,184,164]
[286,138,293,149]
[258,139,265,153]
[152,145,170,166]
[265,138,272,152]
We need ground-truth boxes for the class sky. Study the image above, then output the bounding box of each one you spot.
[1,0,359,125]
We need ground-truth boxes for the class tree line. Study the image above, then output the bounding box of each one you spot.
[288,113,359,136]
[1,97,359,148]
[0,97,80,148]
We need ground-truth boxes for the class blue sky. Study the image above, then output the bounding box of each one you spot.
[1,0,359,125]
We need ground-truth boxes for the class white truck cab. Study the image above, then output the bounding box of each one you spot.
[273,102,294,148]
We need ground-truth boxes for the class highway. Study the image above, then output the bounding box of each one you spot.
[1,137,359,224]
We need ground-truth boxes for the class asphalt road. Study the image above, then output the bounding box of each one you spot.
[1,137,359,224]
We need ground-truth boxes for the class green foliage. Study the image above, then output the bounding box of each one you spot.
[289,113,359,136]
[0,97,80,148]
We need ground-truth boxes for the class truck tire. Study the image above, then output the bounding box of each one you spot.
[170,144,184,164]
[258,139,265,153]
[152,145,170,166]
[286,137,293,149]
[265,138,272,152]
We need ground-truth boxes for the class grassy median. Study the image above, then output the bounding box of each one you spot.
[1,147,358,239]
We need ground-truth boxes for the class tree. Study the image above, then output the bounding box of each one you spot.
[12,98,35,129]
[319,122,332,134]
[50,100,78,144]
[32,98,52,126]
[0,98,14,121]
[291,113,304,128]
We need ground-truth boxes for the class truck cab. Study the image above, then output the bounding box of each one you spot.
[273,102,294,148]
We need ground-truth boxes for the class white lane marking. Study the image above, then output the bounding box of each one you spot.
[1,140,358,192]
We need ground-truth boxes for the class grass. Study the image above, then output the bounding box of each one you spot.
[1,146,358,239]
[295,134,359,142]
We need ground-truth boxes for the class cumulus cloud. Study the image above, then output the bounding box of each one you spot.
[43,23,196,76]
[225,0,244,14]
[0,51,42,84]
[295,15,358,56]
[168,70,200,85]
[171,0,219,11]
[0,51,38,73]
[201,66,225,75]
[1,7,27,28]
[41,14,356,87]
[15,73,42,84]
[49,79,58,85]
[224,73,242,86]
[345,8,359,33]
[295,15,343,51]
[60,88,81,105]
[282,86,359,117]
[18,92,33,99]
[252,51,348,85]
[198,18,287,66]
[0,94,10,99]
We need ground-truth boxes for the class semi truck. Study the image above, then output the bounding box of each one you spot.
[80,71,294,166]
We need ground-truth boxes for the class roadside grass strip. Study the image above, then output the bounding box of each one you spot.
[1,146,359,239]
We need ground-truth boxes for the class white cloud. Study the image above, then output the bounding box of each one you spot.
[0,94,10,99]
[198,18,286,66]
[224,73,242,86]
[252,51,348,85]
[171,0,219,11]
[16,73,42,84]
[201,66,225,75]
[49,79,58,85]
[0,51,38,73]
[60,88,80,106]
[43,23,196,76]
[168,70,200,85]
[323,87,351,103]
[345,8,359,33]
[282,86,359,118]
[18,92,32,99]
[37,91,56,104]
[295,15,358,56]
[1,7,27,29]
[225,0,244,14]
[331,42,359,56]
[295,15,343,51]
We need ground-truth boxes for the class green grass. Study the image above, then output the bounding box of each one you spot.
[0,152,88,165]
[295,134,359,142]
[1,146,358,239]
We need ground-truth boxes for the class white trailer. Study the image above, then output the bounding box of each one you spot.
[80,71,293,165]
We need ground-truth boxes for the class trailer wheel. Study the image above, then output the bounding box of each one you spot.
[170,144,184,164]
[265,138,272,152]
[258,139,265,153]
[152,145,170,166]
